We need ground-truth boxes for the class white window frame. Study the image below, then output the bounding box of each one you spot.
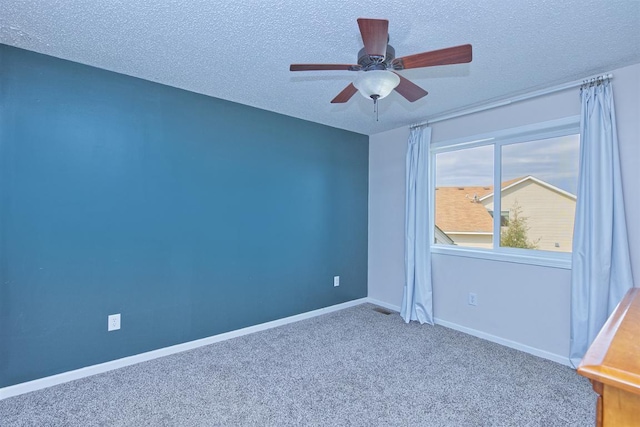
[429,116,580,269]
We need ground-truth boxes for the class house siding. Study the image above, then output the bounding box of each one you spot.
[445,233,492,248]
[484,180,576,252]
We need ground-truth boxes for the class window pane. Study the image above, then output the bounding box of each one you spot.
[434,145,494,248]
[499,135,580,252]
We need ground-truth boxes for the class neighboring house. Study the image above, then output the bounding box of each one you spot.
[434,185,494,248]
[435,225,455,245]
[435,176,577,252]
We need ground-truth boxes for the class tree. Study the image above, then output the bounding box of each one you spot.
[500,200,540,249]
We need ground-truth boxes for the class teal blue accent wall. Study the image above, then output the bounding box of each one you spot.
[0,45,368,387]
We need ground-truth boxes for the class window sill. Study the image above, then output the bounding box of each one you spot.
[430,245,572,269]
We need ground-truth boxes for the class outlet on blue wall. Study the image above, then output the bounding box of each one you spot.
[0,45,368,388]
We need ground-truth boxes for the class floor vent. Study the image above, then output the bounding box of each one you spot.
[372,307,393,315]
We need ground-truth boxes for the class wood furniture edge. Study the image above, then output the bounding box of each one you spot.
[577,288,640,395]
[578,365,640,396]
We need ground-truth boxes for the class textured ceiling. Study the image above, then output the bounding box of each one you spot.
[1,1,639,135]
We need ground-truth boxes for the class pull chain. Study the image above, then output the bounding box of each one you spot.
[371,95,380,122]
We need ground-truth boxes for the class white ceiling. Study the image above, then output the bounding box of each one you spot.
[1,1,639,135]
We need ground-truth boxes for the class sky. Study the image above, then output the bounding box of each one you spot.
[435,134,580,195]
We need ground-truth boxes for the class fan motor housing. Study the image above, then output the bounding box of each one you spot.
[357,45,395,70]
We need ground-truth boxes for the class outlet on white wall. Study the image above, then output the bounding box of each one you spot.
[108,313,121,331]
[334,276,340,287]
[468,293,478,306]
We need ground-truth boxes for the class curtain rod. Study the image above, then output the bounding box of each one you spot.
[411,72,613,128]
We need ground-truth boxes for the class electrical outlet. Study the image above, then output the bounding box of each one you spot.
[468,293,478,306]
[108,313,121,331]
[334,276,340,287]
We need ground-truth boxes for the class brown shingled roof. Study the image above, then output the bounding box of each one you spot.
[435,177,527,233]
[435,186,494,232]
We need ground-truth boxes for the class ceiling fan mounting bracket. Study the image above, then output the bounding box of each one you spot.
[357,45,395,71]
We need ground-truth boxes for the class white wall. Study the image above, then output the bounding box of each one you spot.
[368,62,640,361]
[368,126,409,306]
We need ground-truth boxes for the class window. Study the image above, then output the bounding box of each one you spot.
[431,117,580,268]
[488,210,510,227]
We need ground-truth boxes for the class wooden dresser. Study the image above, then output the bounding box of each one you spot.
[578,288,640,426]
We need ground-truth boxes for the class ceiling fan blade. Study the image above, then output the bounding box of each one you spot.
[357,18,389,59]
[393,44,472,70]
[393,73,428,102]
[290,64,359,71]
[331,83,358,103]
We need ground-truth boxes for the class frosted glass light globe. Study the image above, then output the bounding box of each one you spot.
[353,70,400,100]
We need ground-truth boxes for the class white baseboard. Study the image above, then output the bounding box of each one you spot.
[2,296,570,400]
[364,297,570,367]
[0,298,368,400]
[432,318,571,366]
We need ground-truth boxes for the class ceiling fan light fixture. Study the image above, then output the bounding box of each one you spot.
[353,70,400,100]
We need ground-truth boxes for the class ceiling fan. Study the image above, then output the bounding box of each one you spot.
[290,18,472,110]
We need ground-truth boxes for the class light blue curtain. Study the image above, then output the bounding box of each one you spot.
[569,79,634,367]
[401,126,434,324]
